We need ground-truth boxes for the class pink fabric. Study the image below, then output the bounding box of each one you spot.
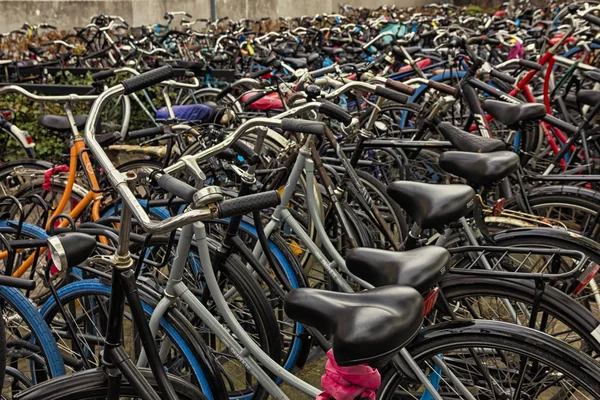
[508,41,524,60]
[42,165,69,191]
[316,350,381,400]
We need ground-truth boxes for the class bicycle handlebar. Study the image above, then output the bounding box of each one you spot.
[84,70,316,234]
[0,85,98,102]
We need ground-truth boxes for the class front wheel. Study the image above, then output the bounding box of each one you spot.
[379,320,600,399]
[14,367,206,400]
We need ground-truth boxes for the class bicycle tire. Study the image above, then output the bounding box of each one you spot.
[14,367,205,400]
[436,273,600,356]
[378,320,600,399]
[39,279,225,400]
[0,285,65,380]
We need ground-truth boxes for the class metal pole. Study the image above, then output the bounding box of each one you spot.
[211,0,217,21]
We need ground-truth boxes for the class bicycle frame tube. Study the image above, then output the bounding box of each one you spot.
[6,139,107,277]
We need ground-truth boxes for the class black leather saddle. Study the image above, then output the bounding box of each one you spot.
[273,46,295,56]
[387,182,475,229]
[584,70,600,84]
[254,54,277,66]
[284,286,423,366]
[346,246,450,294]
[439,151,520,186]
[39,114,88,131]
[437,122,506,153]
[322,47,346,56]
[283,57,308,69]
[577,90,600,107]
[482,100,546,126]
[296,52,320,63]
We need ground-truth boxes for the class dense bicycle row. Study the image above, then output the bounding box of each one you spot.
[2,1,600,399]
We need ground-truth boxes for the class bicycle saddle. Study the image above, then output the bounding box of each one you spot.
[346,246,450,294]
[296,52,320,63]
[284,286,423,367]
[39,114,88,132]
[437,122,506,153]
[282,57,308,70]
[254,54,277,66]
[583,70,600,84]
[439,151,519,186]
[481,100,546,126]
[322,47,345,56]
[577,90,600,107]
[387,182,475,229]
[392,46,421,57]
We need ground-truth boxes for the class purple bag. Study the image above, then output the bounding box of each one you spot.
[156,104,213,121]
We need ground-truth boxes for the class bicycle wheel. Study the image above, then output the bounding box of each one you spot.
[39,279,226,400]
[14,367,205,400]
[378,320,600,399]
[138,234,281,400]
[506,185,600,239]
[492,227,600,311]
[434,274,600,357]
[0,285,65,387]
[346,169,407,249]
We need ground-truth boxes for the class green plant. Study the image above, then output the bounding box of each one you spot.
[0,72,167,162]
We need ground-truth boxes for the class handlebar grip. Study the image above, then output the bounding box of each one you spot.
[490,69,516,85]
[583,12,600,27]
[281,119,326,135]
[385,79,416,95]
[219,191,280,218]
[518,59,542,71]
[231,140,260,164]
[91,70,116,81]
[0,275,36,290]
[427,80,457,96]
[375,86,408,104]
[128,126,166,140]
[156,173,197,203]
[247,68,272,79]
[309,65,337,78]
[122,65,175,95]
[215,84,233,101]
[317,99,353,125]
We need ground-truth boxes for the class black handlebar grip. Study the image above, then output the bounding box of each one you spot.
[317,99,353,125]
[568,4,580,14]
[0,275,36,290]
[122,65,175,95]
[490,69,516,85]
[242,91,268,107]
[385,79,416,95]
[156,173,197,203]
[247,68,272,79]
[584,12,600,27]
[91,70,116,81]
[128,126,166,140]
[309,65,337,78]
[231,140,260,164]
[219,191,280,218]
[281,119,326,135]
[518,59,542,71]
[215,84,233,101]
[375,86,408,104]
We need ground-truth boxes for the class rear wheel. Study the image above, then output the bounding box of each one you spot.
[379,320,600,399]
